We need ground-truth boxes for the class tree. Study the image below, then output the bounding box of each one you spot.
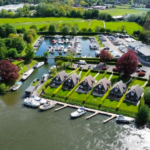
[50,68,57,76]
[43,51,49,63]
[0,83,6,95]
[7,48,18,58]
[0,60,19,83]
[116,50,139,76]
[61,26,70,34]
[26,34,34,43]
[0,47,7,60]
[55,60,63,69]
[144,87,150,106]
[25,44,35,62]
[88,28,93,32]
[136,105,149,126]
[95,26,100,32]
[99,50,113,64]
[71,26,77,35]
[49,24,57,33]
[30,25,38,33]
[66,51,76,64]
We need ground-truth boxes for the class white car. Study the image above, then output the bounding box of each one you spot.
[78,60,86,65]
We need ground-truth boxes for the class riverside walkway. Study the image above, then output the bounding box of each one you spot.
[46,99,119,124]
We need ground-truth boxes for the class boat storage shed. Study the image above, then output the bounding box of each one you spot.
[25,86,35,97]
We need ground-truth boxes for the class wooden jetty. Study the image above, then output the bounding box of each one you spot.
[43,99,119,124]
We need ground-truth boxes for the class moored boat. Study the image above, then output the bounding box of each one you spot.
[116,115,134,124]
[30,95,47,104]
[21,68,34,81]
[70,107,86,118]
[39,101,56,110]
[41,74,49,82]
[23,97,40,107]
[34,62,44,68]
[12,81,22,91]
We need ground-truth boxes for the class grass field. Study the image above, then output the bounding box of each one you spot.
[85,95,102,106]
[101,8,149,16]
[57,89,70,97]
[0,17,143,35]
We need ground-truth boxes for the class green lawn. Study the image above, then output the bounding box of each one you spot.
[105,73,111,80]
[79,71,87,79]
[85,95,102,106]
[105,22,142,34]
[28,60,37,68]
[0,17,143,35]
[90,72,98,77]
[56,89,70,97]
[31,80,38,86]
[101,98,118,109]
[44,86,57,95]
[101,8,148,16]
[95,73,105,81]
[70,91,86,102]
[119,101,138,113]
[110,75,119,84]
[65,69,75,74]
[132,79,146,87]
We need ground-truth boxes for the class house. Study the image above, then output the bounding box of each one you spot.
[125,84,143,105]
[109,80,127,98]
[63,73,80,90]
[77,75,95,93]
[50,71,68,87]
[93,78,111,96]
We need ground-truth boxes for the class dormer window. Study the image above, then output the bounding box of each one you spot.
[115,88,118,92]
[56,77,59,80]
[99,84,102,88]
[68,79,71,82]
[83,81,86,85]
[131,92,134,96]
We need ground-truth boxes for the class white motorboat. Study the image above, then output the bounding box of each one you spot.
[67,45,71,50]
[30,95,47,104]
[116,115,134,124]
[39,101,56,110]
[66,39,69,43]
[64,48,68,53]
[22,68,34,81]
[49,45,52,48]
[50,48,55,54]
[23,98,40,107]
[49,65,56,73]
[76,50,81,55]
[34,62,44,68]
[41,74,49,82]
[82,55,86,58]
[12,81,22,91]
[70,107,86,118]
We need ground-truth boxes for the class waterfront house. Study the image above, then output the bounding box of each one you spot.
[77,75,95,93]
[63,73,80,90]
[109,80,127,99]
[92,78,111,96]
[125,84,143,105]
[50,70,68,87]
[128,41,143,51]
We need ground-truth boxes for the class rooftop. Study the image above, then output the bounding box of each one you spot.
[138,45,150,56]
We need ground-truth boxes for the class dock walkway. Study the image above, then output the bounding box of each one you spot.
[45,99,119,124]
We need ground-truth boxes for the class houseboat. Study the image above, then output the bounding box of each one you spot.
[21,68,34,81]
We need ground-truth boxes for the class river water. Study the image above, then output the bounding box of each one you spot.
[0,60,150,150]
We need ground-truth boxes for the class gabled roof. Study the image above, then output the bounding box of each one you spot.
[55,70,68,82]
[111,80,126,94]
[95,77,111,90]
[80,75,95,86]
[126,84,143,98]
[65,73,80,85]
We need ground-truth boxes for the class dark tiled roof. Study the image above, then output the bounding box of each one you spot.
[95,77,111,90]
[111,80,126,94]
[127,84,143,98]
[65,73,80,85]
[56,70,68,82]
[80,75,95,86]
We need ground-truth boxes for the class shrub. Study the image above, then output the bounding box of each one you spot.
[0,83,6,95]
[138,71,145,76]
[144,87,150,106]
[136,105,149,126]
[113,67,118,72]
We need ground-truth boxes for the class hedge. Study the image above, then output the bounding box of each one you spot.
[99,87,112,106]
[91,70,99,73]
[84,88,94,101]
[116,94,126,110]
[53,83,64,96]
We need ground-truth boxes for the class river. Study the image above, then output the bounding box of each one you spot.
[0,61,150,150]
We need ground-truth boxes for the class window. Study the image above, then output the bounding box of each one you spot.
[83,81,86,85]
[99,84,102,88]
[131,92,134,96]
[115,88,118,92]
[68,79,71,82]
[56,77,59,80]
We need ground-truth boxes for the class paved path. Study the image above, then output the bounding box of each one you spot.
[79,71,82,76]
[108,74,113,80]
[103,21,106,28]
[94,73,99,78]
[141,81,148,88]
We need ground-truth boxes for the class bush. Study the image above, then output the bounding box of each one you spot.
[138,71,145,76]
[144,87,150,106]
[136,105,149,126]
[0,83,6,95]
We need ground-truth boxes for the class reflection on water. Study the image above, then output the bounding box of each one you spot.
[0,65,150,150]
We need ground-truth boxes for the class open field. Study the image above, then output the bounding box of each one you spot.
[101,8,149,16]
[0,17,143,35]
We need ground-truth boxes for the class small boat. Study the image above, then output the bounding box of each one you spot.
[70,107,86,118]
[41,74,49,82]
[82,55,86,58]
[50,48,55,54]
[58,50,62,54]
[49,45,52,48]
[60,45,64,51]
[39,101,56,110]
[76,50,81,55]
[12,81,22,91]
[64,49,68,53]
[30,95,47,104]
[21,68,34,81]
[34,62,44,68]
[66,39,69,43]
[52,39,56,43]
[23,98,40,107]
[116,115,134,124]
[67,45,71,50]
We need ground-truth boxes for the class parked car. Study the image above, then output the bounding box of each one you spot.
[88,66,91,69]
[80,65,83,69]
[78,60,87,65]
[93,65,97,70]
[104,47,110,50]
[137,68,146,72]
